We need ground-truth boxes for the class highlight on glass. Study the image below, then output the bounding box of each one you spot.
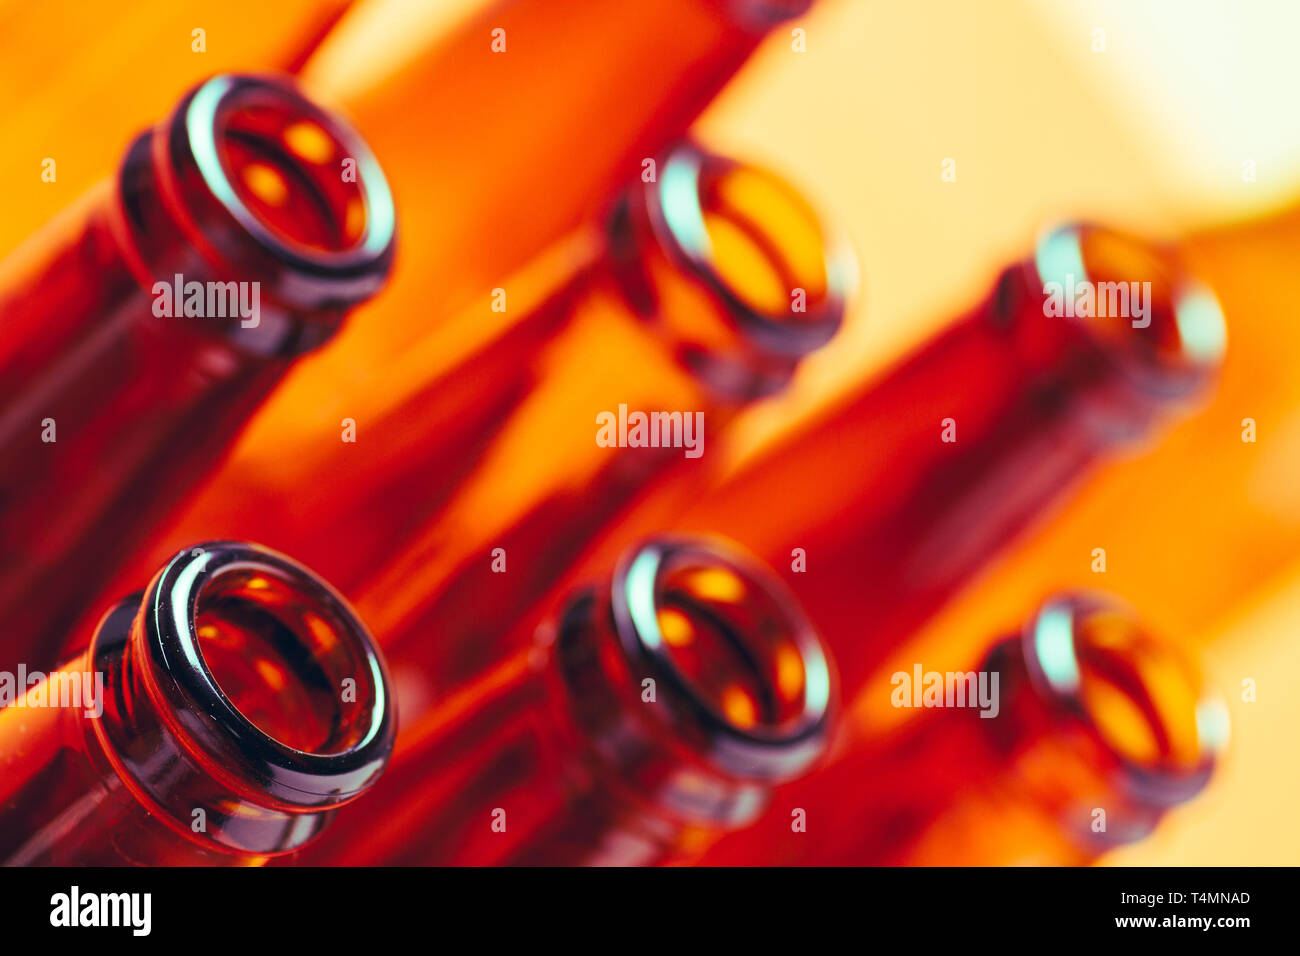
[0,542,395,865]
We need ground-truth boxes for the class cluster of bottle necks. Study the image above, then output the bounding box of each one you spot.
[0,6,1230,866]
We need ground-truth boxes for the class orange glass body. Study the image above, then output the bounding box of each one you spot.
[0,73,396,672]
[694,594,1226,866]
[121,228,599,600]
[297,0,817,365]
[641,223,1227,700]
[288,537,835,866]
[0,542,394,866]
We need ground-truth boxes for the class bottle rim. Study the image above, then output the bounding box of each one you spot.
[609,535,836,781]
[167,73,398,310]
[1020,591,1228,806]
[645,141,855,361]
[135,541,395,807]
[1032,222,1227,399]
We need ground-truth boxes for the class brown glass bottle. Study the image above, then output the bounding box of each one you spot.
[289,536,835,866]
[695,592,1227,865]
[0,542,395,865]
[0,73,397,671]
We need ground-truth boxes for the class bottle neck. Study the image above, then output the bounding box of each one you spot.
[549,537,835,830]
[989,223,1226,444]
[981,594,1225,850]
[86,542,394,857]
[604,143,852,404]
[109,73,397,359]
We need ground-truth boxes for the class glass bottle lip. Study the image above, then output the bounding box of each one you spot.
[164,72,398,311]
[1020,591,1228,806]
[609,535,836,781]
[1031,222,1227,399]
[133,541,395,808]
[644,141,856,361]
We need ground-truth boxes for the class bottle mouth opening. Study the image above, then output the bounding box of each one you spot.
[1023,593,1227,801]
[649,143,852,358]
[177,74,397,305]
[610,536,835,780]
[1033,223,1227,391]
[194,565,374,755]
[143,542,394,805]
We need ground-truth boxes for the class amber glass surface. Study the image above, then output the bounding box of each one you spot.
[0,74,395,672]
[693,593,1226,865]
[289,537,834,865]
[0,543,394,866]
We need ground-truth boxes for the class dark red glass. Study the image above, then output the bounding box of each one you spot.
[288,537,835,866]
[695,593,1227,865]
[0,542,395,865]
[0,73,396,671]
[648,223,1227,699]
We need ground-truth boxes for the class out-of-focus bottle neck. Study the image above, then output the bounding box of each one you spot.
[87,542,395,858]
[110,73,397,358]
[988,223,1227,444]
[548,536,836,829]
[605,141,854,403]
[981,593,1227,851]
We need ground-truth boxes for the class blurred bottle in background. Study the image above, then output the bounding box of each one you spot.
[0,74,396,672]
[289,536,834,866]
[0,542,394,865]
[297,0,821,362]
[927,206,1300,655]
[695,593,1226,865]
